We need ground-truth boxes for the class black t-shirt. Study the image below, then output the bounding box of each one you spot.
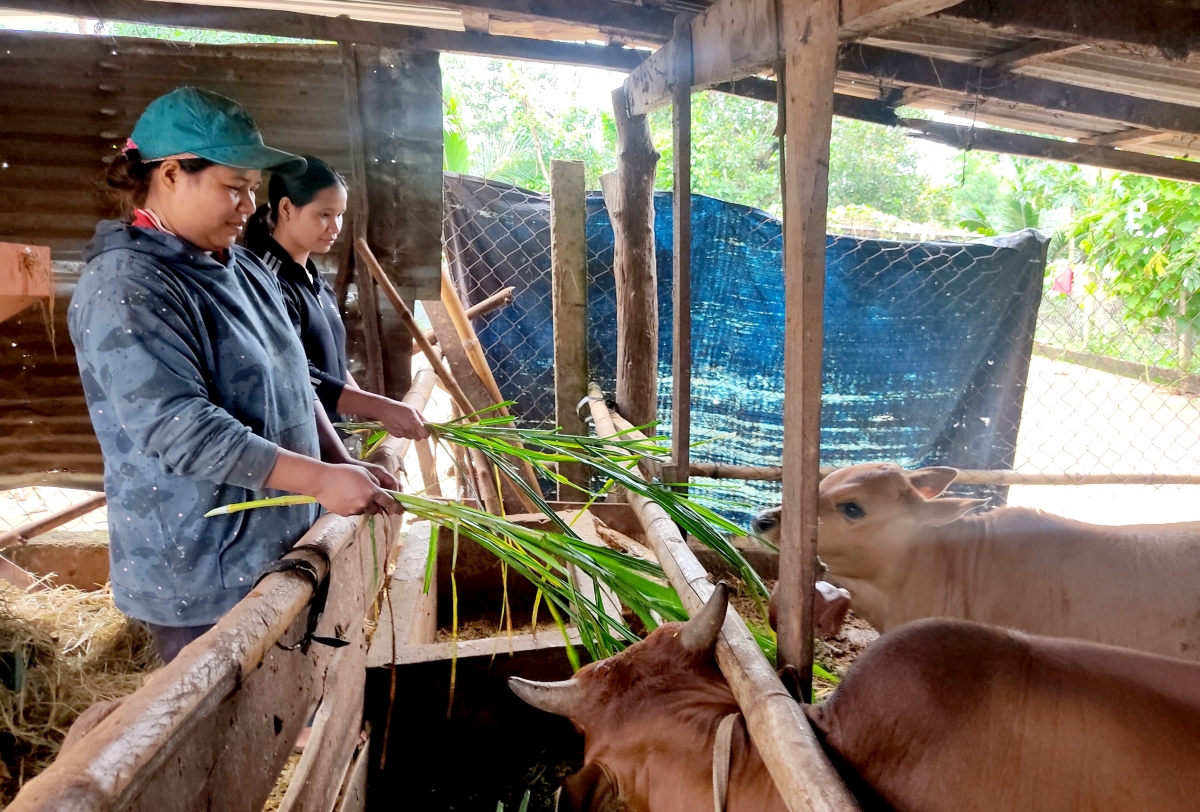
[246,234,348,423]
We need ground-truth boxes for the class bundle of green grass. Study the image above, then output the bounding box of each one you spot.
[0,582,158,802]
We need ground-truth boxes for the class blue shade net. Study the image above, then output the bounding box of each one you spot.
[444,174,1049,526]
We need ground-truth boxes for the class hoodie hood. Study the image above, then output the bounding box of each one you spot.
[84,219,239,272]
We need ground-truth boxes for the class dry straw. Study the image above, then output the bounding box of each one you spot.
[0,582,159,803]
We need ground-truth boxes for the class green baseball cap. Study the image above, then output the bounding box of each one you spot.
[129,86,306,172]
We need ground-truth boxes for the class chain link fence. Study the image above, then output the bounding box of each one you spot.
[442,172,1200,525]
[0,488,107,537]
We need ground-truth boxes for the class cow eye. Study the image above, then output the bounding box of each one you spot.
[836,502,865,520]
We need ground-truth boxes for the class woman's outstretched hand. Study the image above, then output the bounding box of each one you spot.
[312,464,402,517]
[380,400,430,441]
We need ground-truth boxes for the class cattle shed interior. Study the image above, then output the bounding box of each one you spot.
[1,0,1199,809]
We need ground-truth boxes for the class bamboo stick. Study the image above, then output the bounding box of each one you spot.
[684,463,1200,487]
[412,286,515,354]
[587,384,858,812]
[356,239,476,417]
[438,267,545,500]
[0,492,107,550]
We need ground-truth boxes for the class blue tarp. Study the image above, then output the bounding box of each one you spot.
[444,174,1049,522]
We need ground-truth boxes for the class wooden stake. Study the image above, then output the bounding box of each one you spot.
[0,492,106,550]
[671,13,693,491]
[550,159,590,496]
[776,0,839,702]
[605,85,661,428]
[587,384,857,812]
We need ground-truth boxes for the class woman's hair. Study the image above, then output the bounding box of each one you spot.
[244,156,348,248]
[105,148,214,219]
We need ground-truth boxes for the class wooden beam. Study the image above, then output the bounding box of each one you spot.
[1080,128,1174,148]
[623,0,962,115]
[13,0,647,71]
[602,86,660,429]
[550,159,591,497]
[711,79,1200,185]
[420,0,674,43]
[942,0,1200,61]
[840,43,1200,136]
[972,38,1091,70]
[587,387,858,812]
[776,0,839,702]
[904,120,1200,185]
[671,14,693,491]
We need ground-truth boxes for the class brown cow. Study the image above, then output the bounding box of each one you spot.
[753,463,1200,661]
[511,584,1200,812]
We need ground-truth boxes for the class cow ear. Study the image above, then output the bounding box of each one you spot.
[558,762,620,812]
[907,467,959,499]
[922,497,987,526]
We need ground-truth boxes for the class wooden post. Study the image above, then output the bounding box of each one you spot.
[0,492,106,550]
[340,41,385,394]
[587,386,858,812]
[776,0,839,702]
[671,14,693,490]
[550,159,590,497]
[603,85,661,429]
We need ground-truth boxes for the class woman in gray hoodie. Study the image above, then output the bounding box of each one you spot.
[69,87,401,663]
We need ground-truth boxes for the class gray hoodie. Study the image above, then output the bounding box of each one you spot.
[70,221,320,626]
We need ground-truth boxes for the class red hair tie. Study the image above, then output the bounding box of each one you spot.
[121,138,138,155]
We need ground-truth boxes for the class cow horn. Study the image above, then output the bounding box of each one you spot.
[681,582,729,653]
[508,676,584,717]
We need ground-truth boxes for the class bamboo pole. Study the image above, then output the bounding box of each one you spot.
[438,266,545,501]
[587,384,859,812]
[412,286,515,353]
[0,492,107,550]
[356,238,476,417]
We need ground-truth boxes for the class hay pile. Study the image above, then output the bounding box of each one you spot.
[0,582,159,803]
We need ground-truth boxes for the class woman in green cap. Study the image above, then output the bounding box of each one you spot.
[69,86,402,663]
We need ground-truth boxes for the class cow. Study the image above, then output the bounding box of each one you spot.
[510,583,1200,812]
[751,463,1200,661]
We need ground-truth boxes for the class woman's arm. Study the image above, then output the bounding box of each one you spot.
[337,387,430,441]
[265,449,401,516]
[312,401,399,491]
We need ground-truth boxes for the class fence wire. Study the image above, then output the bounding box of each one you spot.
[0,488,107,536]
[444,174,1200,526]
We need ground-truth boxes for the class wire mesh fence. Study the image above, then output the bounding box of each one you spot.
[443,173,1200,525]
[0,488,107,536]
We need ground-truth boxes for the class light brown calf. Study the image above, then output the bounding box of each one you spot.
[755,463,1200,660]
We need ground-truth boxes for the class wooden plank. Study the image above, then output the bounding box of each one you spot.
[0,491,105,549]
[942,0,1200,60]
[712,79,1200,184]
[603,87,660,428]
[588,388,858,812]
[277,642,365,812]
[385,629,583,666]
[838,0,980,38]
[0,554,43,591]
[776,0,839,702]
[341,42,385,395]
[972,39,1090,70]
[8,540,110,591]
[840,43,1200,136]
[549,159,590,497]
[670,14,693,491]
[366,523,439,669]
[623,0,961,115]
[18,0,649,71]
[904,119,1200,185]
[332,729,369,812]
[421,0,674,42]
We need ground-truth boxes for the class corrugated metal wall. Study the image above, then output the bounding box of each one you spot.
[0,30,442,489]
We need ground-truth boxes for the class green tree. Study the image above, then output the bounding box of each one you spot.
[827,118,929,219]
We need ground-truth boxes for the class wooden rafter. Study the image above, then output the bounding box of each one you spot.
[419,0,674,43]
[622,0,964,116]
[840,43,1200,136]
[9,0,647,71]
[971,38,1091,70]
